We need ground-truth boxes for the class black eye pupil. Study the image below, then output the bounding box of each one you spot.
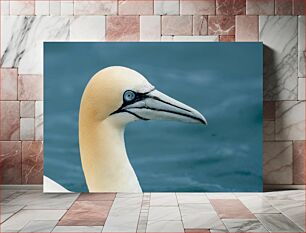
[124,90,136,102]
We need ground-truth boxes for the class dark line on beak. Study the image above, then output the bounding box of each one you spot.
[130,107,207,124]
[147,96,192,113]
[122,109,149,121]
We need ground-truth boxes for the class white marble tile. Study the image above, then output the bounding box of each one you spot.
[1,0,10,15]
[161,35,219,41]
[61,1,73,15]
[146,220,184,232]
[1,204,25,223]
[116,193,143,198]
[206,193,237,199]
[275,101,305,140]
[256,214,303,232]
[298,78,305,100]
[263,141,293,184]
[52,226,103,232]
[35,101,43,140]
[20,118,35,140]
[35,1,50,15]
[70,16,105,41]
[268,200,305,230]
[140,16,161,41]
[50,1,61,15]
[154,0,179,15]
[1,209,66,232]
[259,16,298,100]
[1,16,70,74]
[176,193,210,204]
[103,196,142,232]
[148,206,181,221]
[150,193,177,206]
[298,16,305,78]
[20,220,58,232]
[223,219,268,232]
[263,121,275,141]
[238,196,279,214]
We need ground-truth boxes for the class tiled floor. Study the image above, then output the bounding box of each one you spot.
[0,188,304,232]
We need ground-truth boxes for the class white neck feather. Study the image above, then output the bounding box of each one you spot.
[79,117,142,192]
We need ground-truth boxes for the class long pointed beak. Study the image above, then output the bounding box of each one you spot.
[122,89,207,124]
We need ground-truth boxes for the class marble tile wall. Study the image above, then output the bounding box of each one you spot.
[0,0,305,187]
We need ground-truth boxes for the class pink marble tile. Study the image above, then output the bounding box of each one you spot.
[275,0,293,15]
[264,101,275,120]
[0,69,17,100]
[35,101,43,140]
[10,0,35,15]
[210,199,256,219]
[208,16,235,35]
[293,0,305,15]
[216,0,246,15]
[0,141,22,184]
[18,75,43,100]
[246,0,274,15]
[58,201,113,226]
[162,16,192,36]
[22,141,43,184]
[193,16,208,35]
[77,193,116,201]
[0,101,20,140]
[180,0,215,15]
[20,101,35,118]
[235,15,258,41]
[119,0,153,15]
[106,16,140,41]
[219,35,235,42]
[74,0,117,15]
[293,140,305,184]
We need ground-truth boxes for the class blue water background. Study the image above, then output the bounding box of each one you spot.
[44,42,263,192]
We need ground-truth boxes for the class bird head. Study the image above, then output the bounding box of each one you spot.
[80,66,207,126]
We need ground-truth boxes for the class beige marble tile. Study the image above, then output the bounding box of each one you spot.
[176,193,209,204]
[147,220,184,232]
[161,35,218,41]
[74,1,117,15]
[118,0,153,15]
[154,0,179,15]
[148,206,181,221]
[1,209,66,232]
[223,219,268,232]
[140,16,161,41]
[263,121,275,141]
[298,16,305,78]
[1,204,25,223]
[298,78,305,100]
[20,220,58,232]
[263,141,293,184]
[20,118,35,140]
[20,101,35,118]
[52,226,103,232]
[256,214,303,232]
[275,101,305,140]
[162,16,192,36]
[150,193,177,206]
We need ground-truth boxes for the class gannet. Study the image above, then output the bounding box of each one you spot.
[79,66,207,192]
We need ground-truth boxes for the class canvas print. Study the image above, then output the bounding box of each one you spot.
[44,42,263,193]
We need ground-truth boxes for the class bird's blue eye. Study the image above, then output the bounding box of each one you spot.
[123,90,136,102]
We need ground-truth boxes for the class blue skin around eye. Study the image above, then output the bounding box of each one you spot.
[44,42,263,192]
